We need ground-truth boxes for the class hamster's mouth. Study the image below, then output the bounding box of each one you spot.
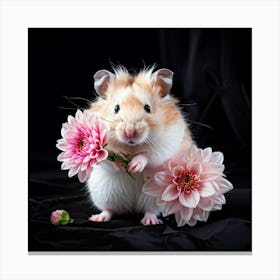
[115,129,147,147]
[127,140,137,146]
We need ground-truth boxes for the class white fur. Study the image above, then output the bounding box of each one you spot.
[146,117,186,167]
[87,160,159,215]
[133,87,152,105]
[113,87,131,104]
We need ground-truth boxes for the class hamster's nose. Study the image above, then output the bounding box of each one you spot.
[125,128,136,139]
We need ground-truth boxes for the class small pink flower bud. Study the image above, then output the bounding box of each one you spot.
[50,209,74,225]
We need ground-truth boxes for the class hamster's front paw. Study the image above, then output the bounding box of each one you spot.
[140,212,163,226]
[128,154,148,173]
[88,209,112,222]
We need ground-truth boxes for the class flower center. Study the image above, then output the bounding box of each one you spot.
[174,170,200,194]
[78,138,86,150]
[184,174,192,183]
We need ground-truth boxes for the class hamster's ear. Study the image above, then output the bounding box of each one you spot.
[152,68,174,97]
[93,70,115,98]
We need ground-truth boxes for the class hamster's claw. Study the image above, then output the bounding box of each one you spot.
[128,154,148,173]
[88,209,112,222]
[140,212,163,226]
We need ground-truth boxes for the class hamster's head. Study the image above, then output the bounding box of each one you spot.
[91,66,176,148]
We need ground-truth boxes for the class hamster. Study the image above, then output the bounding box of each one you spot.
[86,66,193,225]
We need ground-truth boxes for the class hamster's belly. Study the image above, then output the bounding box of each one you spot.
[86,163,145,215]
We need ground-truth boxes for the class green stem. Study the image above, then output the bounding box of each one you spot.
[107,153,135,180]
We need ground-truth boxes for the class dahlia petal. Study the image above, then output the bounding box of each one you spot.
[200,172,221,181]
[61,127,67,138]
[156,197,165,206]
[90,143,97,150]
[154,171,171,187]
[179,189,200,208]
[57,152,66,161]
[56,138,64,144]
[203,162,225,173]
[198,197,213,211]
[199,181,216,197]
[189,145,198,157]
[96,149,108,163]
[212,203,222,210]
[211,181,221,193]
[61,160,72,170]
[202,147,212,162]
[218,177,233,193]
[175,210,187,227]
[187,218,197,226]
[80,162,89,171]
[168,160,177,172]
[193,209,209,222]
[162,201,181,216]
[202,211,210,222]
[75,109,83,121]
[67,115,74,124]
[210,151,224,164]
[180,206,193,222]
[195,149,204,162]
[56,139,68,151]
[189,162,202,175]
[77,169,89,183]
[100,130,108,145]
[83,154,92,163]
[161,183,179,201]
[68,165,79,177]
[171,166,184,177]
[142,181,165,197]
[90,158,99,167]
[213,194,226,204]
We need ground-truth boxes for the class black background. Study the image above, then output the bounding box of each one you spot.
[29,28,251,251]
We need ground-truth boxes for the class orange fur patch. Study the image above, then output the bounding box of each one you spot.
[89,99,104,113]
[121,93,143,110]
[145,117,158,130]
[110,74,134,91]
[161,103,180,127]
[134,75,160,97]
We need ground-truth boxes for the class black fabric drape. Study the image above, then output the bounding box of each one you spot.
[29,28,251,251]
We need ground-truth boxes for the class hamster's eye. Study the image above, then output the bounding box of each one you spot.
[114,104,120,114]
[144,104,151,113]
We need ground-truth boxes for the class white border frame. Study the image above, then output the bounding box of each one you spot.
[1,0,279,279]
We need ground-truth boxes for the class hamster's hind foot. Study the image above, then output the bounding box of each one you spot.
[88,209,112,222]
[140,212,163,226]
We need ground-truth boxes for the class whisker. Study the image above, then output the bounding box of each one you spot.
[103,115,119,124]
[190,121,214,130]
[58,106,80,110]
[100,117,117,124]
[67,96,93,103]
[180,103,197,106]
[104,112,122,124]
[62,96,84,109]
[108,111,122,120]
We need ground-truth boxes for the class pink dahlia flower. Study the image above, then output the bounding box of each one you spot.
[143,145,233,227]
[56,109,108,183]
